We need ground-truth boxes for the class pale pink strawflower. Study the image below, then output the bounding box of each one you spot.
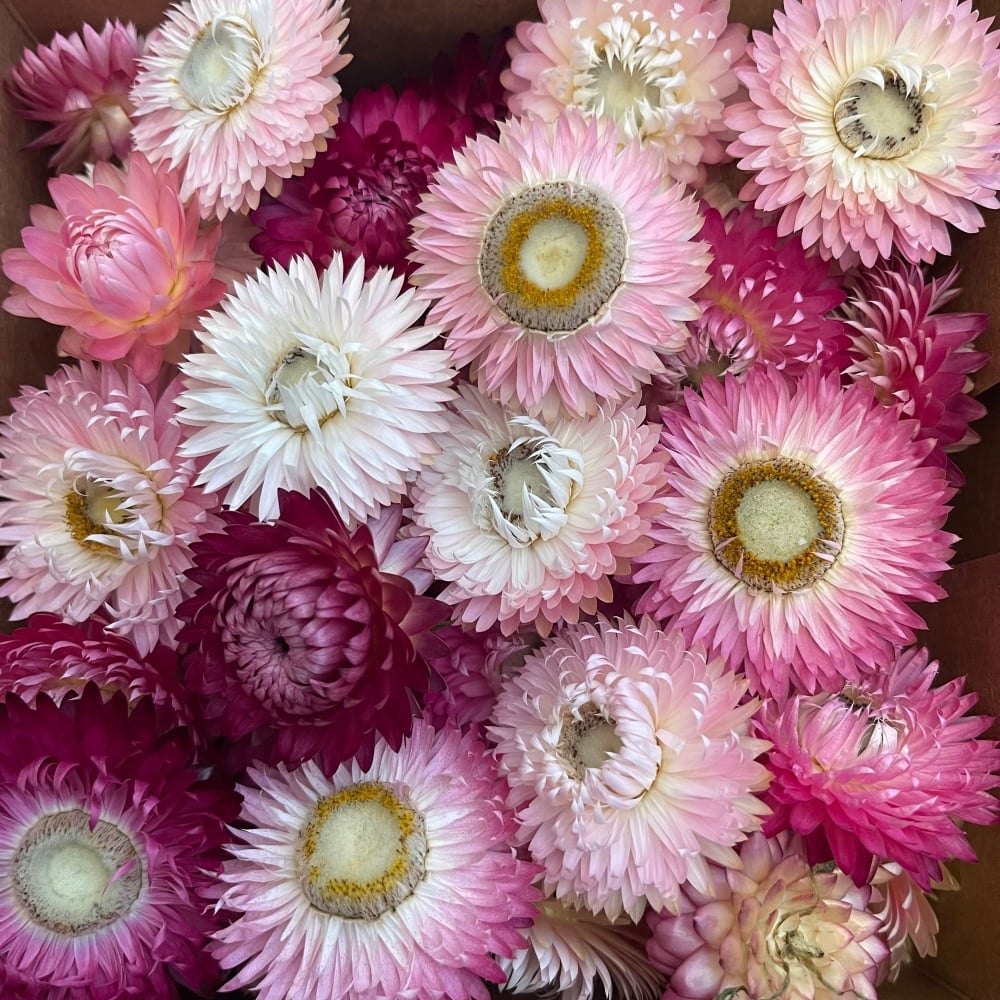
[646,832,889,1000]
[410,384,668,637]
[210,721,541,1000]
[838,259,988,485]
[726,0,1000,266]
[0,363,222,656]
[410,111,710,420]
[759,645,1000,890]
[503,0,748,187]
[1,153,225,382]
[491,616,771,921]
[176,253,456,523]
[5,20,143,174]
[633,367,956,697]
[130,0,351,219]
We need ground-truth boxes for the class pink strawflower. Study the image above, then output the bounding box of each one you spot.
[759,645,1000,890]
[839,260,988,485]
[410,385,668,637]
[130,0,351,219]
[633,367,956,697]
[178,490,447,771]
[251,84,477,279]
[647,832,889,1000]
[503,0,748,187]
[210,720,541,1000]
[0,685,239,998]
[491,616,771,921]
[651,205,850,404]
[1,153,224,382]
[726,0,1000,266]
[410,110,710,420]
[0,363,222,656]
[5,20,142,174]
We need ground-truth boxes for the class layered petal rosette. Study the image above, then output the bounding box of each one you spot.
[491,616,771,921]
[1,153,224,381]
[634,367,956,696]
[410,110,710,419]
[726,0,1000,265]
[410,384,668,636]
[210,720,541,1000]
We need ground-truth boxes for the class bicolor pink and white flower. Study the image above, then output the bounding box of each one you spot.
[130,0,352,219]
[726,0,1000,265]
[491,616,771,921]
[0,363,221,655]
[410,385,668,636]
[503,0,748,186]
[1,153,224,382]
[210,720,540,1000]
[410,110,710,419]
[634,367,956,696]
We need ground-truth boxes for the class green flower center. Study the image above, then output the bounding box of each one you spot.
[178,15,264,114]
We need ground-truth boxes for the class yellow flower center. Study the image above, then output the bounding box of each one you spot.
[709,458,844,593]
[479,181,626,337]
[65,479,133,553]
[834,69,930,159]
[558,703,623,780]
[297,781,427,920]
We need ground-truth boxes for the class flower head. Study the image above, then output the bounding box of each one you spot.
[491,616,771,921]
[0,685,239,998]
[410,110,709,419]
[726,0,1000,265]
[759,646,1000,890]
[634,367,956,697]
[0,363,221,655]
[1,153,224,382]
[410,385,668,636]
[210,720,540,1000]
[5,19,143,173]
[503,0,748,186]
[178,491,447,770]
[646,832,889,1000]
[130,0,351,219]
[177,253,455,523]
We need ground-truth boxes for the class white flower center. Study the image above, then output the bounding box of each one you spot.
[13,810,143,935]
[518,216,590,292]
[834,68,931,159]
[589,54,662,121]
[478,423,584,547]
[558,703,623,779]
[736,479,821,563]
[298,782,427,920]
[178,15,264,113]
[266,343,357,433]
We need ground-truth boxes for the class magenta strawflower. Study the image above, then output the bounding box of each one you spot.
[210,720,541,1000]
[726,0,1000,266]
[634,367,956,697]
[130,0,352,219]
[491,616,771,921]
[839,260,988,484]
[251,84,476,279]
[646,832,889,1000]
[5,20,142,174]
[503,0,748,186]
[410,385,668,637]
[0,363,222,656]
[178,490,446,770]
[0,685,239,998]
[410,110,710,419]
[759,645,1000,890]
[1,153,224,381]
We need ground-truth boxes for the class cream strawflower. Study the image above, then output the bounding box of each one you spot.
[130,0,351,219]
[491,616,771,921]
[409,385,668,636]
[177,254,456,523]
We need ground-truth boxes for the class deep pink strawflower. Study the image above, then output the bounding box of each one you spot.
[178,489,447,771]
[6,20,143,174]
[1,153,224,382]
[0,685,239,998]
[759,645,1000,890]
